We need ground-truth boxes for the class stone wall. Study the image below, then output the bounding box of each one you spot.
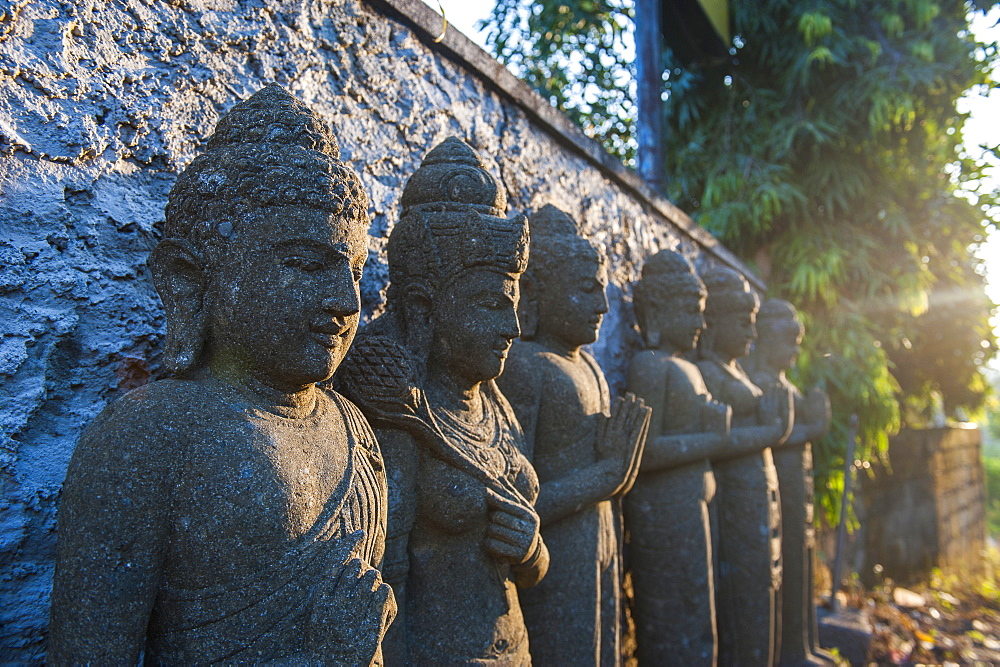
[860,425,987,585]
[0,0,756,659]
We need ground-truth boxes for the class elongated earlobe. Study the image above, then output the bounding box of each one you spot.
[400,282,435,366]
[150,239,209,375]
[646,328,660,349]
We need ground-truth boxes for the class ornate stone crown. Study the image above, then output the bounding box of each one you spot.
[400,137,506,217]
[387,137,528,295]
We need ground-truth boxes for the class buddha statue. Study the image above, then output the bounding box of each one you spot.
[336,137,549,665]
[748,299,833,666]
[625,249,730,665]
[696,266,792,667]
[48,84,395,663]
[495,204,649,666]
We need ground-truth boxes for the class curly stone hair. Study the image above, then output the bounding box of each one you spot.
[164,83,369,262]
[633,249,706,339]
[155,84,370,373]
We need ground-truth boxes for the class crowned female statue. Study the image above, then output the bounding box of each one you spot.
[48,85,395,663]
[336,137,548,665]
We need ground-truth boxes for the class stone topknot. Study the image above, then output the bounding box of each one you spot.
[387,137,527,300]
[640,249,702,289]
[207,83,341,159]
[757,298,799,322]
[164,84,369,246]
[530,203,581,238]
[701,265,759,321]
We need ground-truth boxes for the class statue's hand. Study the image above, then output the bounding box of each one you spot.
[358,386,433,433]
[803,386,832,436]
[759,384,793,440]
[483,488,542,565]
[594,393,650,495]
[307,532,397,665]
[700,399,731,436]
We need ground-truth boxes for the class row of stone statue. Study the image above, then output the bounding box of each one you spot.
[48,85,832,666]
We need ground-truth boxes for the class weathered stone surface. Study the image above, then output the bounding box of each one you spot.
[496,204,649,666]
[817,607,873,666]
[859,425,986,586]
[0,1,758,658]
[696,266,791,666]
[46,85,395,663]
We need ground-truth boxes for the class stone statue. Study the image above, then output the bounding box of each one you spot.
[748,299,833,667]
[696,266,792,667]
[624,249,730,665]
[335,137,549,665]
[495,204,649,666]
[48,85,395,663]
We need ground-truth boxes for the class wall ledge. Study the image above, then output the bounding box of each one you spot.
[365,0,764,289]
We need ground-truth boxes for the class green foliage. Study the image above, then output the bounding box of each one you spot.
[661,0,1000,520]
[481,0,1000,521]
[479,0,636,162]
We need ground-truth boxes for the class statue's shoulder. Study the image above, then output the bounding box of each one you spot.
[507,339,550,362]
[72,379,207,475]
[89,378,208,432]
[629,348,687,382]
[321,387,381,456]
[497,339,559,389]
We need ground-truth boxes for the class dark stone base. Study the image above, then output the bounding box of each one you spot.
[817,607,872,666]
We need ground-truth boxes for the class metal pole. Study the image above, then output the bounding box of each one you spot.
[634,0,664,190]
[830,414,859,614]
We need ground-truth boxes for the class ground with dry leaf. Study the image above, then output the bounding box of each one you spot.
[837,548,1000,664]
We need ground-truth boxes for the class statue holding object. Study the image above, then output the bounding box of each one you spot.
[336,137,549,665]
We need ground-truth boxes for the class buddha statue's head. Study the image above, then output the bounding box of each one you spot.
[517,204,607,349]
[753,298,804,373]
[385,137,528,384]
[698,265,760,362]
[633,249,707,352]
[151,84,371,389]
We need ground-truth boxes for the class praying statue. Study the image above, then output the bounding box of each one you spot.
[625,249,730,665]
[748,299,834,666]
[47,85,395,664]
[336,137,549,664]
[496,204,649,666]
[697,266,792,667]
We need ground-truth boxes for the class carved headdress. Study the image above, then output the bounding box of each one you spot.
[701,265,759,325]
[386,137,529,302]
[518,204,603,338]
[154,84,370,373]
[632,249,707,348]
[756,298,804,338]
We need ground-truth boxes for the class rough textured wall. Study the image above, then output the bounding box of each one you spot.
[860,426,986,585]
[0,0,735,658]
